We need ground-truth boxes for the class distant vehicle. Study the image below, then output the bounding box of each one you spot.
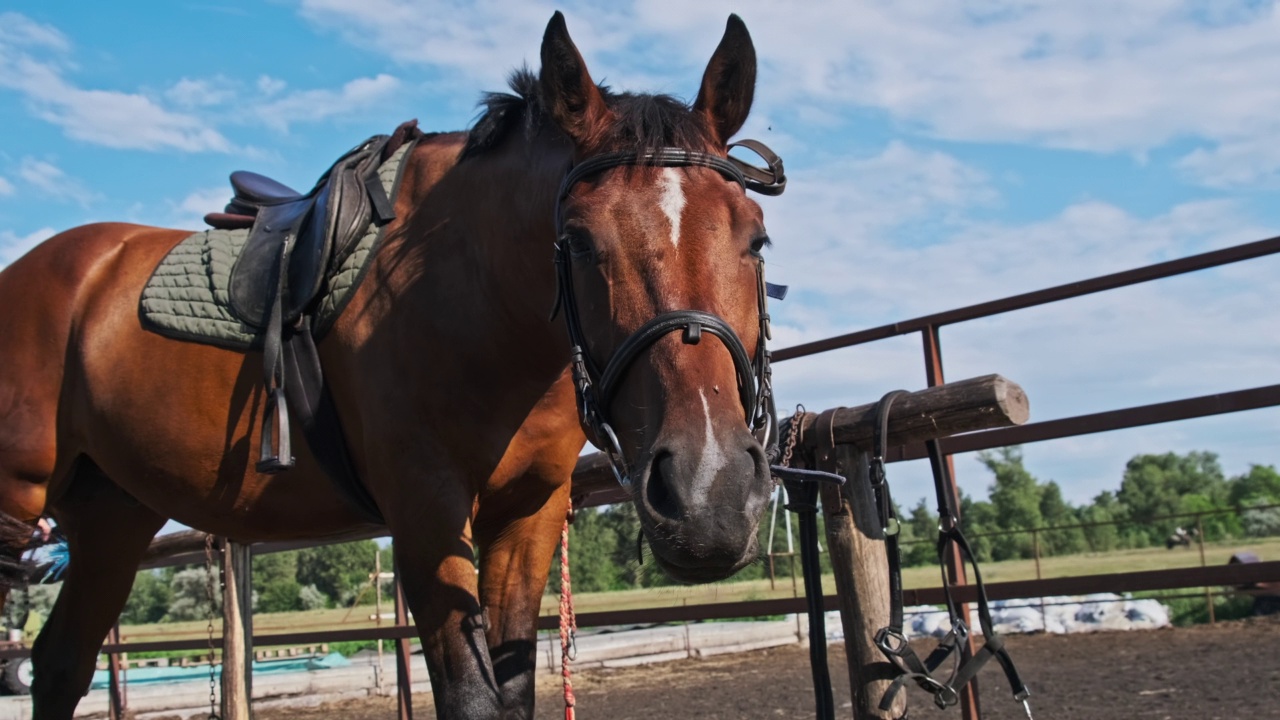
[1165,526,1199,550]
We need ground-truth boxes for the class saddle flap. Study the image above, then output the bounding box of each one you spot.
[228,199,314,328]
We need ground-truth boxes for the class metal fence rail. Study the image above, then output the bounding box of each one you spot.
[70,232,1280,718]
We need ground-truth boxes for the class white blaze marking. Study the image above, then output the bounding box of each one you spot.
[691,389,729,503]
[658,168,685,248]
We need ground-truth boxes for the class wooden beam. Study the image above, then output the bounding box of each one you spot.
[799,373,1026,451]
[221,541,253,720]
[566,374,1027,509]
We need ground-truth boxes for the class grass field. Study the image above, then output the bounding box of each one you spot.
[116,535,1280,651]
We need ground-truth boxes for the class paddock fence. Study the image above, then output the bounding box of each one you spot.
[7,233,1280,719]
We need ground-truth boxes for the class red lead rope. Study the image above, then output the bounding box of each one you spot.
[559,517,578,720]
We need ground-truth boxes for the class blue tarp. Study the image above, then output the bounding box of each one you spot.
[90,652,351,689]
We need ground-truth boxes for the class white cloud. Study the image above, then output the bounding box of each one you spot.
[758,141,1278,505]
[166,77,238,108]
[1,12,402,151]
[18,157,97,205]
[0,176,13,196]
[251,74,402,132]
[0,12,70,52]
[171,187,232,230]
[297,0,564,84]
[295,2,1280,186]
[0,227,56,267]
[257,75,287,97]
[0,15,233,153]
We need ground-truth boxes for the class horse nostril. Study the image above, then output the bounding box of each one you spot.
[646,451,680,520]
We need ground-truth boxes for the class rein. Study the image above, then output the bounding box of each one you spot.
[551,141,787,486]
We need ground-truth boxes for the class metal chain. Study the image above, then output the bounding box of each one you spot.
[203,533,220,720]
[776,404,805,475]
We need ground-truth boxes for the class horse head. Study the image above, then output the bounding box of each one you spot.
[541,13,776,583]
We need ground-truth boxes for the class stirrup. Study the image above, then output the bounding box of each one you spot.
[256,387,295,473]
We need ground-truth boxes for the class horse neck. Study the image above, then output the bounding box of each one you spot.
[396,134,572,375]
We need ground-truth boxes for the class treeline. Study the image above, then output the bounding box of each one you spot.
[897,448,1280,566]
[555,448,1280,590]
[116,540,390,625]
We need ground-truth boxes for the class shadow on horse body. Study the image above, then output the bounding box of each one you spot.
[0,12,776,719]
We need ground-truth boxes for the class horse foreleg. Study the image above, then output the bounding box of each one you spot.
[387,477,504,720]
[31,461,164,720]
[475,480,573,719]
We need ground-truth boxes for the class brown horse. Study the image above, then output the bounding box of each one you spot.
[0,12,777,719]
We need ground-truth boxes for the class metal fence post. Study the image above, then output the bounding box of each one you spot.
[922,325,981,720]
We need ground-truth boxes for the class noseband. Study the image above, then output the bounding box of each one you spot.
[551,141,787,487]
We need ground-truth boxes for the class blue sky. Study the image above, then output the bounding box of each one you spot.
[1,1,1277,513]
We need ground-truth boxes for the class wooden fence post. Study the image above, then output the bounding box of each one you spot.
[107,623,126,720]
[221,540,254,720]
[799,373,1030,720]
[394,552,413,720]
[820,446,905,720]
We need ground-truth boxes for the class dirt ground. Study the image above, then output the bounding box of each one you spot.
[259,615,1279,720]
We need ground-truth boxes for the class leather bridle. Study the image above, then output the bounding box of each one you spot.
[550,141,787,487]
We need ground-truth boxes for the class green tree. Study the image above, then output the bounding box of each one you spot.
[902,499,939,567]
[121,570,171,624]
[1078,491,1124,552]
[257,579,304,613]
[979,447,1043,560]
[167,568,219,621]
[1118,452,1227,544]
[959,492,996,563]
[1038,481,1084,555]
[296,540,379,606]
[251,550,301,612]
[555,507,627,593]
[1228,464,1280,506]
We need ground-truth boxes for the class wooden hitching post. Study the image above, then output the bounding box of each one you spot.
[221,540,254,720]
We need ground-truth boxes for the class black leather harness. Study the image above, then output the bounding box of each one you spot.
[550,141,788,486]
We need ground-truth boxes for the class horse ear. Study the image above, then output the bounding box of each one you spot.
[540,12,610,147]
[692,15,757,147]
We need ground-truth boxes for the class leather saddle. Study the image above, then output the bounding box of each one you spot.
[228,136,395,328]
[205,129,409,522]
[199,121,423,525]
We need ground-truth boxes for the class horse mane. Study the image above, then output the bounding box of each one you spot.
[459,67,716,160]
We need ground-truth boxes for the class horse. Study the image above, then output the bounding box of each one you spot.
[0,12,779,719]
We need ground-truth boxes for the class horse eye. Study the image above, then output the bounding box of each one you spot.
[561,229,594,259]
[749,234,772,255]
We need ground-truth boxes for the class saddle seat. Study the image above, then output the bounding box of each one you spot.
[228,171,303,212]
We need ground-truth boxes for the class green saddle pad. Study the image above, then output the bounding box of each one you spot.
[139,142,414,350]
